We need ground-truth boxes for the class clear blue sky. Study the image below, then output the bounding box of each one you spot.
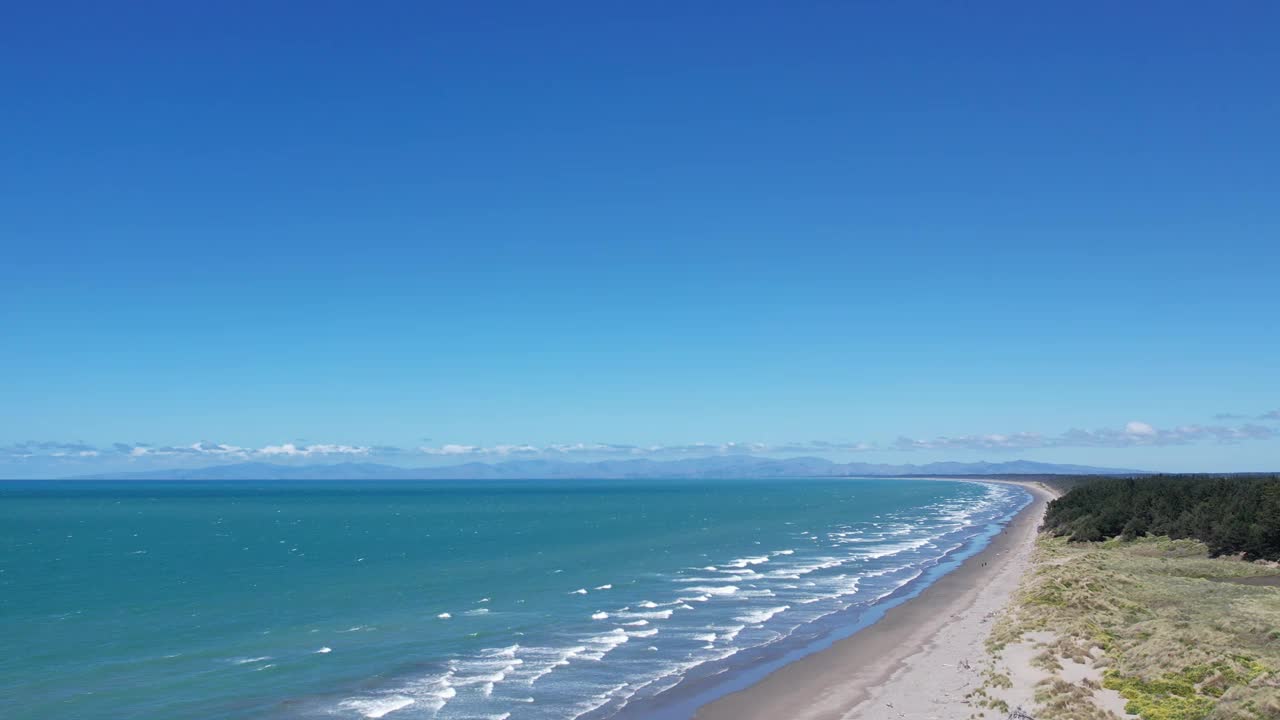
[3,2,1278,477]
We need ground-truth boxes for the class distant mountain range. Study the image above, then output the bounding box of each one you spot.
[68,456,1145,480]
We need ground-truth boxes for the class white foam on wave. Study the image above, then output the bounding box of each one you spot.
[617,609,674,620]
[595,584,612,590]
[437,612,451,619]
[315,647,332,654]
[718,624,745,642]
[830,534,888,545]
[637,633,756,704]
[464,608,490,616]
[340,666,458,717]
[637,600,658,608]
[231,656,272,665]
[578,628,629,661]
[591,611,609,620]
[569,681,630,720]
[338,695,415,718]
[799,574,861,603]
[621,619,649,626]
[839,575,862,595]
[627,628,659,638]
[405,676,457,711]
[871,568,926,602]
[520,645,586,685]
[778,557,845,576]
[860,562,915,579]
[884,522,921,537]
[716,569,765,580]
[855,537,931,560]
[570,588,588,595]
[683,585,739,596]
[723,555,770,568]
[476,644,519,663]
[450,646,523,695]
[736,605,790,625]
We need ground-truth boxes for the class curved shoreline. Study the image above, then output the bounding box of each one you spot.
[693,479,1056,720]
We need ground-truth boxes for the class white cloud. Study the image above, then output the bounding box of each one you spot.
[415,441,832,458]
[1124,421,1157,436]
[892,432,1048,452]
[5,417,1278,469]
[258,444,306,456]
[258,443,370,457]
[190,442,249,456]
[3,441,372,461]
[895,421,1277,451]
[421,444,481,456]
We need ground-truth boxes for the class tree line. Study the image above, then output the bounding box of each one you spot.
[1042,475,1280,561]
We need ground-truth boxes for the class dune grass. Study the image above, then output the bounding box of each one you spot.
[988,535,1280,720]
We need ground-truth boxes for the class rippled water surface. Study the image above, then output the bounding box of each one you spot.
[0,478,1028,720]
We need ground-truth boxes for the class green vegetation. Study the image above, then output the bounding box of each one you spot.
[990,535,1280,720]
[1101,658,1269,720]
[1043,475,1280,561]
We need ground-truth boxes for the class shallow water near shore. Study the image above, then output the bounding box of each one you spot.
[0,478,1028,720]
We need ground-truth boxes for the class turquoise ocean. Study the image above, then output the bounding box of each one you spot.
[0,478,1029,720]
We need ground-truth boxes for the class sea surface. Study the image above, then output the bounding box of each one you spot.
[0,478,1029,720]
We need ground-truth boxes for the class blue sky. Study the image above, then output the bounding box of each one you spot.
[3,2,1278,477]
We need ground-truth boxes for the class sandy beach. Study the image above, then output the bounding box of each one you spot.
[696,479,1058,720]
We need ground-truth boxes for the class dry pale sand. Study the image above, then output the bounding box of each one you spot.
[695,479,1057,720]
[983,628,1133,719]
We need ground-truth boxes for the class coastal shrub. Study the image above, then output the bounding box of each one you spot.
[1212,684,1280,720]
[1033,649,1063,672]
[987,535,1280,720]
[1103,669,1214,720]
[986,670,1013,689]
[1034,678,1118,720]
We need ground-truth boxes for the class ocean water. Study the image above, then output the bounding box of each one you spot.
[0,478,1028,720]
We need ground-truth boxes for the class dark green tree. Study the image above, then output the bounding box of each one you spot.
[1043,475,1280,561]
